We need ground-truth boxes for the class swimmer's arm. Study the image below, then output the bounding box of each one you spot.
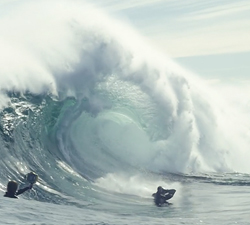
[16,184,33,196]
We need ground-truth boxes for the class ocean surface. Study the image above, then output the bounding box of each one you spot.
[0,1,250,224]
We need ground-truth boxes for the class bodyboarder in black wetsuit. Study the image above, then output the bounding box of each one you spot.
[4,180,33,198]
[152,186,176,206]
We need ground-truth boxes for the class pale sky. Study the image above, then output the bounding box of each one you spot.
[89,0,250,56]
[88,0,250,80]
[1,0,249,79]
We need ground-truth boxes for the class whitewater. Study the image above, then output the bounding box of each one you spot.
[0,0,250,224]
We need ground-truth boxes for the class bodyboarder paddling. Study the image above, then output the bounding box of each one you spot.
[4,172,38,199]
[152,186,176,206]
[4,180,33,198]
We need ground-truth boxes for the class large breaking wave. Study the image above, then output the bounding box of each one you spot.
[0,0,250,204]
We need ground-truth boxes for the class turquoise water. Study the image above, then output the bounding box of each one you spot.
[1,174,250,224]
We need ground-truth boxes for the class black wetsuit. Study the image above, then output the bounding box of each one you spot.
[153,189,176,206]
[153,191,165,206]
[4,186,31,198]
